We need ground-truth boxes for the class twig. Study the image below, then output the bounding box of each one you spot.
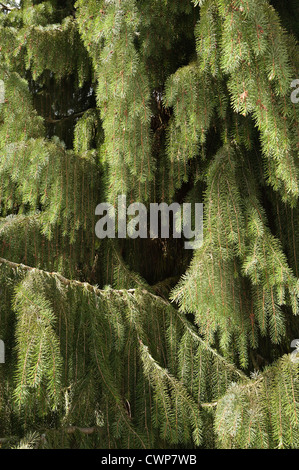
[0,2,18,11]
[65,426,98,435]
[0,436,17,443]
[201,402,218,408]
[45,111,86,124]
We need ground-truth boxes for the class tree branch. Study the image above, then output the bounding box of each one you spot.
[0,255,140,297]
[201,402,218,408]
[45,111,86,124]
[0,2,18,11]
[0,255,249,381]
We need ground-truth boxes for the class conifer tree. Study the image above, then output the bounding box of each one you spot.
[0,0,298,449]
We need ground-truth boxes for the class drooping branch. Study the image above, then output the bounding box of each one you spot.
[0,255,136,297]
[0,255,249,381]
[45,111,86,124]
[0,2,19,11]
[0,427,98,448]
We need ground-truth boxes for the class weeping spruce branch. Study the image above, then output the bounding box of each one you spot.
[2,253,299,449]
[0,254,248,381]
[0,254,245,448]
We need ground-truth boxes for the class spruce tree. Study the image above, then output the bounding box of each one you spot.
[0,0,298,449]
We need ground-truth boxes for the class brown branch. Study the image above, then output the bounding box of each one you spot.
[0,436,17,443]
[65,426,98,435]
[0,2,18,11]
[45,111,86,124]
[0,427,99,447]
[201,402,218,408]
